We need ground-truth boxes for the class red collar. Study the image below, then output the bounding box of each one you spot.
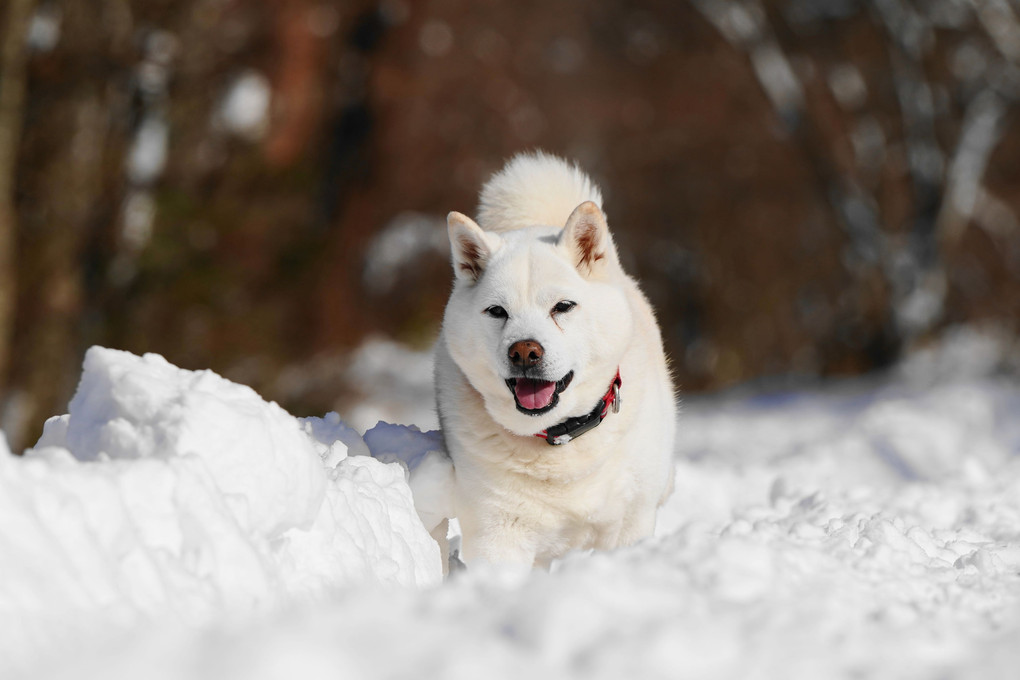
[535,369,622,446]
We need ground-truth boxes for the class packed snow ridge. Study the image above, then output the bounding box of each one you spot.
[3,330,1020,679]
[0,347,442,672]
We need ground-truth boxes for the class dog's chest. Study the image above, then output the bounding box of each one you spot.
[477,437,634,525]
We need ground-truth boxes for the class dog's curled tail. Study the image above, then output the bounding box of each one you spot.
[477,151,604,233]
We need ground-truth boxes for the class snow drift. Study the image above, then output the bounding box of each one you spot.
[3,330,1020,680]
[0,347,441,673]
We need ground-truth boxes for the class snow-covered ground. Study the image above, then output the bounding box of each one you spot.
[3,328,1020,679]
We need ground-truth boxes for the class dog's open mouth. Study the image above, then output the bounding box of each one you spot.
[505,371,574,415]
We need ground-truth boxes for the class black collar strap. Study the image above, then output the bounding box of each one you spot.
[535,369,621,446]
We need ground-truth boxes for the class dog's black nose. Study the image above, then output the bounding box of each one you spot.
[508,339,544,368]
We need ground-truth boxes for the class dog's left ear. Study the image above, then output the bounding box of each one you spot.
[560,201,616,277]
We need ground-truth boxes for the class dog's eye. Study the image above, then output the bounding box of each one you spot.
[552,300,577,315]
[485,305,508,319]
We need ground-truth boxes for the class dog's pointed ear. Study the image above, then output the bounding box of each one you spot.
[448,211,500,283]
[560,201,616,276]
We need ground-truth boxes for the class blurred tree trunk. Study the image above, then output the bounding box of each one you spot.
[8,2,121,451]
[0,0,35,401]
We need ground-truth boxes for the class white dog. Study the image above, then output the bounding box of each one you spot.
[434,151,676,568]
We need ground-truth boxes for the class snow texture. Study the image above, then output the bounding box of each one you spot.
[3,331,1020,679]
[0,347,441,675]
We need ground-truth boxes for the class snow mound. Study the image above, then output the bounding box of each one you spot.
[5,333,1020,680]
[361,422,454,534]
[27,368,1020,680]
[0,347,441,673]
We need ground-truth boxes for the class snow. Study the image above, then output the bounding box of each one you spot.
[361,212,448,295]
[3,332,1020,679]
[126,115,169,185]
[361,422,453,535]
[27,5,62,53]
[219,70,271,140]
[0,347,440,675]
[339,337,439,432]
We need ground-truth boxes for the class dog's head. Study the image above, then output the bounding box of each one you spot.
[442,202,633,436]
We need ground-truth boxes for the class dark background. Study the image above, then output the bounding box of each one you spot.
[2,0,1018,449]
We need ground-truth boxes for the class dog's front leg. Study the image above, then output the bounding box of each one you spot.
[611,501,659,549]
[459,513,539,569]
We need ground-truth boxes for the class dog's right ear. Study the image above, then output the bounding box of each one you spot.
[448,211,501,283]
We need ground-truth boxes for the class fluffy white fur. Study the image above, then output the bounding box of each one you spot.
[435,152,676,568]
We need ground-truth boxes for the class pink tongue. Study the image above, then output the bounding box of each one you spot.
[514,378,557,410]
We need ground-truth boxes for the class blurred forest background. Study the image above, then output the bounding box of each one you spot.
[2,0,1019,450]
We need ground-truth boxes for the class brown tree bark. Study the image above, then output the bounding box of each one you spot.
[0,0,35,400]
